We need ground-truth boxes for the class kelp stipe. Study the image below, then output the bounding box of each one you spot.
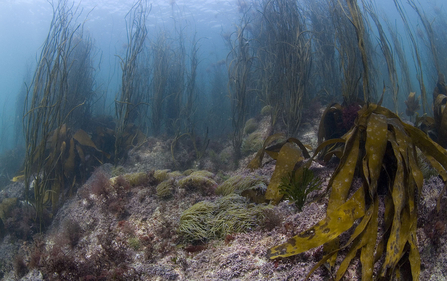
[226,9,256,164]
[114,0,149,164]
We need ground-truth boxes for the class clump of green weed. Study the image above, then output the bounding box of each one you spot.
[178,194,271,243]
[244,118,258,134]
[278,168,321,211]
[156,179,175,198]
[128,237,141,250]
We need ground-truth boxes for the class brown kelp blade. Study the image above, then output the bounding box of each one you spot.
[265,142,304,204]
[73,129,111,159]
[267,186,365,259]
[247,133,285,170]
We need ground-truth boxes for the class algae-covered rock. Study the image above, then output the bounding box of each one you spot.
[178,194,271,242]
[154,169,171,182]
[189,170,214,179]
[178,170,217,193]
[241,132,264,155]
[0,197,18,237]
[182,169,196,176]
[167,171,183,179]
[216,174,268,203]
[244,118,258,135]
[156,179,175,198]
[110,172,148,187]
[0,197,18,222]
[261,105,272,116]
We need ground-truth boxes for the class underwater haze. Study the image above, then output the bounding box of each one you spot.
[0,0,446,181]
[0,0,237,152]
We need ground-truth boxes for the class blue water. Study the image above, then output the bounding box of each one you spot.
[0,0,237,152]
[0,0,445,154]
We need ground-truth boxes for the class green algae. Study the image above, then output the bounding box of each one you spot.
[156,179,175,198]
[241,132,264,155]
[154,169,171,182]
[167,171,183,179]
[178,170,217,192]
[178,194,271,242]
[188,170,214,178]
[279,168,321,211]
[216,175,268,199]
[261,105,272,116]
[0,198,18,223]
[110,172,148,187]
[243,118,258,135]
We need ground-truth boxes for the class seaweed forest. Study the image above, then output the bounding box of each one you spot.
[1,0,447,280]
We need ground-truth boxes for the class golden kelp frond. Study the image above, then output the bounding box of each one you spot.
[265,138,312,204]
[247,133,285,170]
[247,134,312,204]
[268,186,366,259]
[73,129,99,150]
[265,142,304,204]
[74,129,111,159]
[11,175,25,182]
[267,104,447,281]
[405,92,420,117]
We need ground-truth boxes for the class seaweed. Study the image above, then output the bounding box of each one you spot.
[156,179,175,198]
[22,1,92,228]
[243,118,258,134]
[0,198,18,238]
[226,6,256,163]
[393,0,428,113]
[415,75,447,148]
[216,174,268,196]
[178,194,271,243]
[153,169,171,182]
[170,128,210,168]
[177,172,217,195]
[248,135,311,204]
[405,92,421,119]
[265,103,447,280]
[216,174,268,203]
[114,0,149,164]
[255,0,312,136]
[278,168,321,211]
[110,172,148,187]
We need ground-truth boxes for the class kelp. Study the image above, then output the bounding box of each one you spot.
[247,133,286,171]
[415,74,447,148]
[23,1,89,228]
[405,92,420,118]
[256,0,312,136]
[226,9,256,162]
[114,0,149,164]
[345,0,371,103]
[393,0,428,113]
[170,128,210,168]
[317,102,362,161]
[248,136,311,204]
[365,1,399,113]
[265,103,447,280]
[432,74,447,148]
